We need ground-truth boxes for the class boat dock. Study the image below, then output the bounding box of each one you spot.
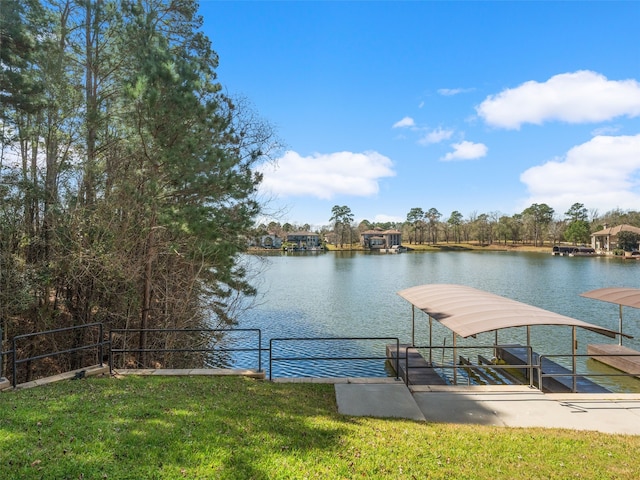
[386,344,447,386]
[588,344,640,377]
[497,346,610,393]
[386,343,616,392]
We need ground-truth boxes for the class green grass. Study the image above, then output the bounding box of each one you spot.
[1,376,639,479]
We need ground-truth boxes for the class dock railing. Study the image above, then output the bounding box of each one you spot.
[109,328,263,373]
[403,344,537,388]
[268,337,400,381]
[538,353,640,393]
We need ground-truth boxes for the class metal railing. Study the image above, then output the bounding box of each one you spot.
[108,328,263,373]
[5,328,403,386]
[268,337,400,381]
[8,323,639,393]
[403,344,537,388]
[538,353,640,393]
[11,323,108,388]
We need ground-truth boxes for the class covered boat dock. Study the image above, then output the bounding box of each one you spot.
[581,287,640,378]
[396,284,629,392]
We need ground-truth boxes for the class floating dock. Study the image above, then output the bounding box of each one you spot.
[497,346,610,393]
[386,344,447,386]
[588,344,640,377]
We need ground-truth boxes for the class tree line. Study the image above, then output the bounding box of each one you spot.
[252,203,640,249]
[1,0,275,379]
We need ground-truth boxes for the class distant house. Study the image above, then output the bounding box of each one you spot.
[591,224,640,253]
[260,234,282,249]
[360,228,402,250]
[323,232,338,246]
[286,231,320,249]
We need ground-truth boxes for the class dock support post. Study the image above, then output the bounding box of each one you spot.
[429,315,433,364]
[619,305,623,346]
[411,306,415,347]
[527,326,532,386]
[453,333,457,385]
[572,326,577,393]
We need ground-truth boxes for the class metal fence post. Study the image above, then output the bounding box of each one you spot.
[395,338,399,381]
[12,335,17,388]
[98,323,103,367]
[0,324,3,381]
[258,329,262,372]
[269,338,274,381]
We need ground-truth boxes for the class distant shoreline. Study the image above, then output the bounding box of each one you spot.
[400,243,550,253]
[250,243,552,254]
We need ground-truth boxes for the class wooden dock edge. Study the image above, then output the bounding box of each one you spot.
[497,346,610,393]
[386,344,447,386]
[588,344,640,377]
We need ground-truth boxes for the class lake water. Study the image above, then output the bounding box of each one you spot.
[234,250,640,391]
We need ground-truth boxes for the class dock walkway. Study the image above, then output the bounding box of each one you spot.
[386,344,447,386]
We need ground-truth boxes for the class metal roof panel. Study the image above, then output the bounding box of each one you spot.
[398,284,625,339]
[580,287,640,309]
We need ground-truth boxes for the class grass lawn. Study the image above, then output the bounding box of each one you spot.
[1,376,639,479]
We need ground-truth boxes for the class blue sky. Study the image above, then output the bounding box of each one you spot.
[199,1,640,229]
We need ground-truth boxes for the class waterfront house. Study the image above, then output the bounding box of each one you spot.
[591,224,640,253]
[260,234,282,249]
[286,231,321,249]
[360,228,402,250]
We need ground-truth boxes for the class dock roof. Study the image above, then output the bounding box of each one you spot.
[581,287,640,309]
[398,284,625,339]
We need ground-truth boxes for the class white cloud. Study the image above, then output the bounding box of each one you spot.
[591,125,622,136]
[256,150,396,200]
[440,141,488,161]
[438,87,474,96]
[392,116,415,128]
[520,134,640,212]
[477,71,640,129]
[373,213,404,223]
[419,127,454,145]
